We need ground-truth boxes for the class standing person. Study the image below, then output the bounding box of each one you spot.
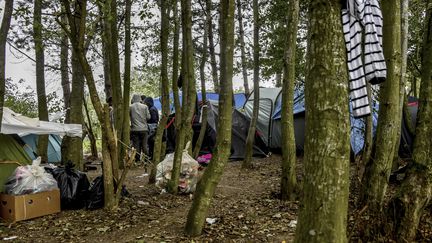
[144,96,159,159]
[130,94,150,162]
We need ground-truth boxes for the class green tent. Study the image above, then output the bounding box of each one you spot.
[0,134,32,192]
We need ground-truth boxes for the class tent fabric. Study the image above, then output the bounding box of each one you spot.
[0,134,32,192]
[21,134,62,163]
[1,107,82,137]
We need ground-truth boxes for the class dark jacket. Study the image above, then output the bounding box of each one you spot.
[144,97,159,124]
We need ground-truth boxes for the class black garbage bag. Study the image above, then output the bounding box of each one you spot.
[86,176,104,210]
[50,162,90,210]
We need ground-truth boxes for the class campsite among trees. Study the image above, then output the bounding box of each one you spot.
[0,0,432,242]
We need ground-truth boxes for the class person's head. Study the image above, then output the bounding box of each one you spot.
[131,94,142,104]
[141,95,147,103]
[106,97,113,106]
[144,97,154,108]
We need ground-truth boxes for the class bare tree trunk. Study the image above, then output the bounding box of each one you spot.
[242,0,260,169]
[60,12,71,123]
[361,0,402,211]
[83,98,98,158]
[280,0,299,201]
[168,0,196,194]
[152,0,171,181]
[360,82,373,180]
[34,0,49,162]
[121,0,132,170]
[185,0,234,235]
[275,71,282,88]
[236,0,250,95]
[0,0,14,131]
[206,0,219,92]
[193,0,210,159]
[294,0,350,242]
[388,2,432,241]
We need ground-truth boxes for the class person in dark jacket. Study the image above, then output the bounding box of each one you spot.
[144,97,159,159]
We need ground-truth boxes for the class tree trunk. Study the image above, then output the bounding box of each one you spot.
[121,0,132,170]
[275,71,282,88]
[392,0,410,170]
[242,0,260,169]
[83,98,98,158]
[60,12,71,123]
[152,0,171,181]
[184,0,234,235]
[62,50,84,169]
[168,0,196,194]
[0,0,14,131]
[236,0,250,95]
[361,0,402,211]
[389,2,432,241]
[34,0,49,162]
[193,0,210,159]
[294,0,350,242]
[360,83,373,180]
[206,0,219,93]
[150,0,180,184]
[280,0,299,201]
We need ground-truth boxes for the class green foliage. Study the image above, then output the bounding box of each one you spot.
[130,67,161,98]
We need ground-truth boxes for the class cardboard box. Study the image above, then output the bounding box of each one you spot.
[0,189,60,222]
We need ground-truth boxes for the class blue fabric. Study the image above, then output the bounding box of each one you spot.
[272,87,378,155]
[21,134,62,163]
[153,92,247,112]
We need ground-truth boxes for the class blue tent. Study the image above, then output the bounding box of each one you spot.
[153,92,247,112]
[20,134,62,163]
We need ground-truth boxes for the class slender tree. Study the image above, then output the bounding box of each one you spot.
[242,0,260,169]
[34,0,49,162]
[206,0,219,92]
[361,0,402,211]
[280,0,299,201]
[152,0,171,178]
[0,0,14,130]
[389,2,432,240]
[193,0,210,159]
[294,0,350,242]
[236,0,250,95]
[185,0,234,235]
[168,0,196,194]
[60,12,71,123]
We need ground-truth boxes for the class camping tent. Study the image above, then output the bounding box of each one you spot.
[20,134,62,163]
[0,134,32,192]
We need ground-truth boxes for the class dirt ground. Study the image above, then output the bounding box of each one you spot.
[0,155,431,242]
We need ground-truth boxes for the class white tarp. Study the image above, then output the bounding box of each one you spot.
[1,107,82,137]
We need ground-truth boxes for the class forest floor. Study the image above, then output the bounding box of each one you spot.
[1,155,431,242]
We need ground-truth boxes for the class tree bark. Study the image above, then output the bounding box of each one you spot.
[83,98,98,158]
[0,0,14,131]
[389,2,432,241]
[280,0,299,201]
[294,0,350,242]
[60,11,71,123]
[152,0,171,182]
[185,0,234,235]
[360,82,373,180]
[236,0,250,95]
[206,0,219,93]
[120,0,132,170]
[168,0,196,194]
[193,0,210,159]
[361,0,402,211]
[34,0,49,162]
[242,0,260,169]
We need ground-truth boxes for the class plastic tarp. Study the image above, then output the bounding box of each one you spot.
[0,134,32,192]
[21,134,62,163]
[153,92,247,112]
[244,99,273,146]
[1,107,82,137]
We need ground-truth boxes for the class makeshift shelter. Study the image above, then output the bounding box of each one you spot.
[0,107,82,189]
[21,134,62,163]
[0,134,32,192]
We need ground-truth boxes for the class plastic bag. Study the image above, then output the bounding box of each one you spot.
[4,157,58,195]
[50,162,90,210]
[156,142,200,193]
[86,176,104,210]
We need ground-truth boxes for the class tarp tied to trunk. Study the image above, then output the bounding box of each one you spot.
[1,107,82,137]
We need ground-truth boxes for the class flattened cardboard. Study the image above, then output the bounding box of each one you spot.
[0,189,60,222]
